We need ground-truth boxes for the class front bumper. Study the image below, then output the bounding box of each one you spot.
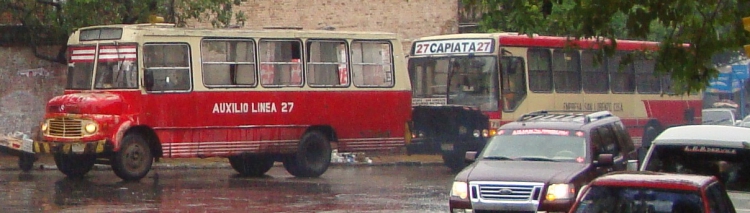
[34,140,108,154]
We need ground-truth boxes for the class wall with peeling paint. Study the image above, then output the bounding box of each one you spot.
[0,46,66,135]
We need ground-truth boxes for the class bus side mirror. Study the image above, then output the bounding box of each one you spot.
[144,69,155,91]
[595,154,614,167]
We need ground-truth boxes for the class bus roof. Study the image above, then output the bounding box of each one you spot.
[69,24,400,45]
[412,32,661,51]
[653,125,750,148]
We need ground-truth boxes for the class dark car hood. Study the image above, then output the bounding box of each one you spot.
[465,160,590,183]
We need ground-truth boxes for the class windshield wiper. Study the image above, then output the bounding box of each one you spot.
[704,118,730,125]
[483,156,513,160]
[515,157,558,162]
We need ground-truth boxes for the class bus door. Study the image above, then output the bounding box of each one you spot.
[142,43,196,157]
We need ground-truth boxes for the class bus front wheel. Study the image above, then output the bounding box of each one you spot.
[283,131,332,178]
[112,133,153,181]
[54,153,95,178]
[229,154,275,176]
[18,153,36,172]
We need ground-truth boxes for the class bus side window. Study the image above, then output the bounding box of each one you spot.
[259,40,303,87]
[144,43,191,92]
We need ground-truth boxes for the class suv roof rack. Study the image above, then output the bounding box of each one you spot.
[517,110,614,124]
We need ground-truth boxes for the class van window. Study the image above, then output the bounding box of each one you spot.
[643,144,750,191]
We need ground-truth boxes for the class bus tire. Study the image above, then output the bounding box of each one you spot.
[442,149,466,173]
[229,154,275,176]
[283,131,332,178]
[18,153,35,172]
[112,133,153,181]
[54,153,95,178]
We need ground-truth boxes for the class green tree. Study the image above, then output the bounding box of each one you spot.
[463,0,750,94]
[0,0,245,63]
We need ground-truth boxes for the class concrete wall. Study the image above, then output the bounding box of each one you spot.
[0,0,459,135]
[189,0,459,52]
[0,46,66,135]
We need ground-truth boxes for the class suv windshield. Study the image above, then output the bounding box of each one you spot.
[480,129,587,162]
[644,144,750,191]
[573,185,703,213]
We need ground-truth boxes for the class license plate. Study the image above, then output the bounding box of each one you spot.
[72,144,86,154]
[441,143,454,151]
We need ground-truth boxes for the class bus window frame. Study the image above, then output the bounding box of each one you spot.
[581,50,609,94]
[143,42,193,93]
[527,48,553,93]
[306,39,350,88]
[350,39,396,88]
[552,48,582,93]
[608,52,636,94]
[258,38,305,88]
[200,38,259,88]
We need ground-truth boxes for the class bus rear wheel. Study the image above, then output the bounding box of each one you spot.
[112,133,153,181]
[229,154,275,176]
[283,131,332,178]
[442,148,466,173]
[54,153,95,178]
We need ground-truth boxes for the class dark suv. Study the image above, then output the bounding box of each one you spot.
[449,110,637,212]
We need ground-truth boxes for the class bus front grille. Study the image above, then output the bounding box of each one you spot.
[48,117,83,137]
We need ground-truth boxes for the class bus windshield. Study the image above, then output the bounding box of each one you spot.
[67,45,138,90]
[408,56,498,111]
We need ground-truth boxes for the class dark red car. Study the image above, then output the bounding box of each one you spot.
[570,171,736,213]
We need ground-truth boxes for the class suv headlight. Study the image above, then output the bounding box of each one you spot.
[546,183,575,201]
[82,121,99,135]
[451,181,469,199]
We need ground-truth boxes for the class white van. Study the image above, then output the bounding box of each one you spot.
[639,125,750,212]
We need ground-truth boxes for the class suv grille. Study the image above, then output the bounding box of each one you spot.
[471,182,544,202]
[48,117,83,137]
[479,184,536,200]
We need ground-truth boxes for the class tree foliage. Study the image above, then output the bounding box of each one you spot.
[0,0,245,63]
[463,0,750,94]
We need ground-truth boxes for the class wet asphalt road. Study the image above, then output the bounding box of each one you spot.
[0,165,454,213]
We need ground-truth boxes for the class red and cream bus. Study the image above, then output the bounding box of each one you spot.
[408,33,701,167]
[35,23,411,181]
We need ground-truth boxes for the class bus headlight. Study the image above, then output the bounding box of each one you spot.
[546,183,575,201]
[472,130,481,138]
[83,122,98,134]
[451,181,469,199]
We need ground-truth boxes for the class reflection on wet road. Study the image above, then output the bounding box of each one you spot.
[0,165,454,212]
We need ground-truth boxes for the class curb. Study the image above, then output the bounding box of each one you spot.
[0,161,445,172]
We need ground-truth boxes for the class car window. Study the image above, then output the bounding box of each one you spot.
[702,110,736,126]
[706,182,734,213]
[592,125,620,156]
[573,185,703,213]
[643,144,750,192]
